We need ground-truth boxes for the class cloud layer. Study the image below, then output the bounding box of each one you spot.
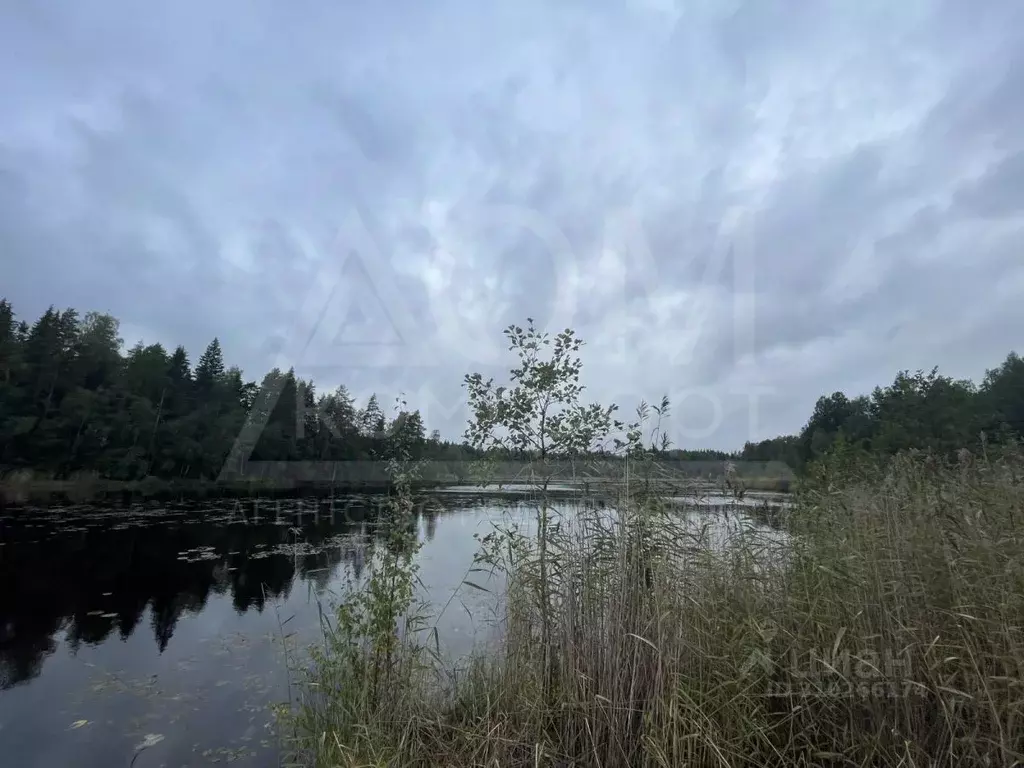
[3,0,1023,448]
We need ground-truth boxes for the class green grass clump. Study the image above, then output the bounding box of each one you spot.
[286,447,1024,767]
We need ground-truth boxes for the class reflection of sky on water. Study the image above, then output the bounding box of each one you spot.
[0,491,787,767]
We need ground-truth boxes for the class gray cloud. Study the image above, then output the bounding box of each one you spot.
[2,0,1024,449]
[955,151,1024,218]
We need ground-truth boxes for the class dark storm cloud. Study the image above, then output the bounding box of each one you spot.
[2,0,1023,448]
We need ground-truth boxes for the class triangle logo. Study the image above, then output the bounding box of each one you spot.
[217,204,423,479]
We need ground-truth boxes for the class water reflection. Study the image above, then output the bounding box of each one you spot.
[0,495,476,692]
[0,491,787,768]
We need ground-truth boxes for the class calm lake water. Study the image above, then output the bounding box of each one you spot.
[0,489,785,767]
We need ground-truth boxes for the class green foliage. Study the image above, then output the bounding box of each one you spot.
[4,294,1022,489]
[287,399,438,760]
[462,320,622,705]
[359,394,387,439]
[295,421,1024,768]
[980,351,1024,437]
[462,320,675,720]
[193,337,226,391]
[0,299,479,483]
[292,319,1024,767]
[463,319,618,460]
[747,355,1024,472]
[740,434,800,465]
[290,320,679,766]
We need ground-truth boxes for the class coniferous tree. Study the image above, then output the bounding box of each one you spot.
[194,338,225,392]
[359,394,386,438]
[0,299,17,385]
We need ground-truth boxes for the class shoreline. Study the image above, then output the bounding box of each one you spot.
[0,472,794,504]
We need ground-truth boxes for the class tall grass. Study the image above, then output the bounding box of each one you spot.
[286,446,1024,767]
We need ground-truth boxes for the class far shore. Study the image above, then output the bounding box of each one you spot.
[0,465,793,503]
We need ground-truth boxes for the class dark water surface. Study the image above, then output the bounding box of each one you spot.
[0,491,785,767]
[0,493,527,767]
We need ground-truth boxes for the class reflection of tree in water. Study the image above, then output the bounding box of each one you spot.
[300,523,371,594]
[0,617,58,691]
[0,497,382,688]
[422,505,439,542]
[0,493,486,690]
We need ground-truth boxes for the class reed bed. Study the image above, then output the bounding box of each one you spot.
[287,448,1024,767]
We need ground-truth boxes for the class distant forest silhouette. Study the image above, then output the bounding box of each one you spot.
[2,298,1022,483]
[0,299,750,485]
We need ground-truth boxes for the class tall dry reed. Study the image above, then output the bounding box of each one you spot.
[289,447,1024,767]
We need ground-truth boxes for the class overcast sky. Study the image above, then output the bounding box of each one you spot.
[2,0,1023,449]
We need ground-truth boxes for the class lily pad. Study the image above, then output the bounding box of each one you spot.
[135,733,165,750]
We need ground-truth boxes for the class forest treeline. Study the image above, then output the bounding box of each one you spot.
[1,298,1021,481]
[740,353,1024,469]
[0,299,474,480]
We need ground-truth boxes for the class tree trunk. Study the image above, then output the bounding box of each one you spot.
[146,388,166,476]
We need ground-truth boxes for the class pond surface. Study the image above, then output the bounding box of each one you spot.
[0,489,785,767]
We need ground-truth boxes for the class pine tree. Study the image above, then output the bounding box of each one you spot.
[168,346,192,385]
[0,299,16,384]
[321,385,358,437]
[194,338,225,392]
[359,394,386,437]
